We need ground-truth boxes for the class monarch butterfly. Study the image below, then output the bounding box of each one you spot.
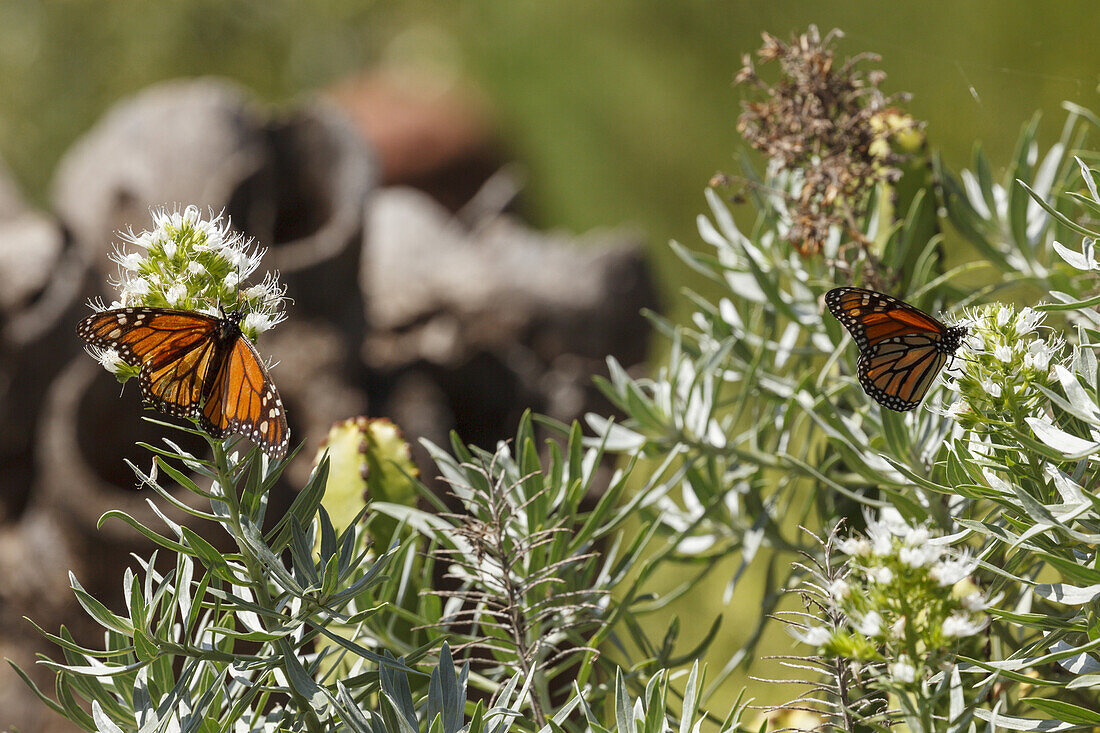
[825,287,967,411]
[77,307,289,459]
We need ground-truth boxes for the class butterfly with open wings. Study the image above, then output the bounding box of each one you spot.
[825,287,967,411]
[77,307,289,459]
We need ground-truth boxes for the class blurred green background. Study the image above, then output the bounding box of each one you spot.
[4,1,1098,282]
[3,0,1097,718]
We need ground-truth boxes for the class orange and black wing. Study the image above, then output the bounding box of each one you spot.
[856,338,948,411]
[825,287,948,350]
[825,287,955,411]
[202,335,289,460]
[77,307,222,420]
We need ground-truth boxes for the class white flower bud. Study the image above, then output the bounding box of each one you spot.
[1016,307,1042,333]
[127,277,151,297]
[115,251,143,271]
[889,657,916,684]
[1027,342,1051,371]
[929,554,976,586]
[855,610,882,636]
[244,283,268,300]
[165,284,187,306]
[899,546,931,568]
[943,612,986,638]
[837,538,872,557]
[871,566,893,584]
[890,616,906,639]
[794,625,832,647]
[86,346,126,376]
[903,526,930,547]
[961,592,989,612]
[243,311,275,334]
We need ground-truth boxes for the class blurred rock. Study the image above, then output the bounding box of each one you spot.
[261,320,369,488]
[51,80,377,300]
[34,356,211,548]
[260,103,376,341]
[0,509,82,733]
[330,70,506,212]
[364,187,653,370]
[0,158,83,524]
[0,161,85,733]
[51,78,271,282]
[362,186,656,449]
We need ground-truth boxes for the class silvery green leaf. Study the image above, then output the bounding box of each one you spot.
[1073,337,1097,388]
[614,668,631,733]
[584,414,646,452]
[1034,583,1100,605]
[961,169,993,219]
[723,271,768,304]
[1047,639,1100,675]
[705,188,767,268]
[1052,240,1097,270]
[1078,155,1099,203]
[277,638,327,712]
[1027,142,1063,243]
[717,298,742,330]
[947,665,965,733]
[91,701,126,733]
[696,215,730,251]
[773,321,799,370]
[678,662,700,733]
[1067,674,1100,690]
[1036,382,1100,428]
[974,708,1078,731]
[1026,416,1100,456]
[1044,465,1086,505]
[1022,697,1100,726]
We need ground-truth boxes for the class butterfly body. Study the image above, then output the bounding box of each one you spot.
[825,287,965,411]
[77,307,289,458]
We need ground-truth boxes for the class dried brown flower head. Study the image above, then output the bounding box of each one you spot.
[736,26,917,257]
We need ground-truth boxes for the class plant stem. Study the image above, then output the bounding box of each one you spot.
[209,440,325,733]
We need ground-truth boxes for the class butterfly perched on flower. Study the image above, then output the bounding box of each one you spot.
[77,307,289,459]
[825,287,966,411]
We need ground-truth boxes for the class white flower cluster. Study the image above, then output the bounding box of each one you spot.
[794,512,992,688]
[946,304,1060,424]
[101,205,287,337]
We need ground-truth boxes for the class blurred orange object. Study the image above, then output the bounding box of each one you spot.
[329,69,506,212]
